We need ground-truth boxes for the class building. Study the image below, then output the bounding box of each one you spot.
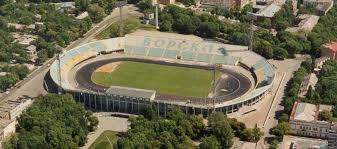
[200,0,251,9]
[11,32,38,46]
[298,73,318,97]
[314,56,330,73]
[7,23,26,31]
[0,98,33,120]
[281,135,328,149]
[25,45,37,63]
[158,0,176,5]
[0,119,15,148]
[290,102,333,138]
[303,0,333,16]
[321,41,337,60]
[316,1,333,16]
[76,11,89,20]
[286,14,320,34]
[254,3,282,19]
[55,2,76,12]
[0,72,7,77]
[0,98,34,147]
[290,101,337,148]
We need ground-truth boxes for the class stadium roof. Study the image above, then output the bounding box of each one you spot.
[106,86,156,100]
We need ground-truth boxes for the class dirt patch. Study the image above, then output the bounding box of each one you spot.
[95,62,121,73]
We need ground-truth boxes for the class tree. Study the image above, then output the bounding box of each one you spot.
[37,50,48,65]
[279,113,289,123]
[10,94,98,148]
[197,22,219,38]
[228,118,246,137]
[271,122,291,138]
[319,110,332,121]
[273,47,288,60]
[199,135,221,149]
[160,20,172,32]
[252,124,263,142]
[75,0,90,12]
[88,4,106,23]
[137,0,153,12]
[269,140,279,149]
[242,125,263,143]
[177,0,196,6]
[208,112,234,149]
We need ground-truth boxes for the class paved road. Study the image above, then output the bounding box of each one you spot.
[0,5,141,104]
[256,55,307,149]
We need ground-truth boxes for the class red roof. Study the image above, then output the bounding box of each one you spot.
[323,41,337,52]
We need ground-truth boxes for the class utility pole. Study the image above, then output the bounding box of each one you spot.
[155,3,159,29]
[58,54,62,94]
[119,5,123,36]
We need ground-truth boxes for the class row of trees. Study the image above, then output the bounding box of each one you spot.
[3,94,98,149]
[157,5,311,59]
[308,4,337,51]
[117,108,263,149]
[282,58,313,113]
[301,60,337,116]
[267,58,314,147]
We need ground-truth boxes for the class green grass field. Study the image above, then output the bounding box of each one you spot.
[96,17,156,40]
[92,62,220,97]
[89,131,119,149]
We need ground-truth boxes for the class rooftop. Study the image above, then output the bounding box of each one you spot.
[255,3,281,18]
[290,102,333,122]
[322,41,337,52]
[0,118,14,130]
[26,45,36,52]
[106,86,156,100]
[292,102,317,122]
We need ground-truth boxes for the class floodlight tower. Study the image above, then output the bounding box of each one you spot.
[247,12,256,51]
[155,3,159,29]
[58,54,62,94]
[116,0,127,36]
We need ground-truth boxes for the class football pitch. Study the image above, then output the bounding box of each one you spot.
[91,61,221,97]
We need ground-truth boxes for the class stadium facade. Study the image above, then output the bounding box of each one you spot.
[49,31,276,117]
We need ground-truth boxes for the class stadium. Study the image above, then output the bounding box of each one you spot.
[49,31,275,117]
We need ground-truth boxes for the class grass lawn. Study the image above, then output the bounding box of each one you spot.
[96,17,156,39]
[92,62,220,97]
[89,131,119,149]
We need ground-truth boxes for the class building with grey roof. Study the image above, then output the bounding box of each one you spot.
[286,14,320,34]
[254,3,281,18]
[289,101,337,142]
[314,57,330,73]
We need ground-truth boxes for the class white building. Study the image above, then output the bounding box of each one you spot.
[0,98,33,120]
[0,119,15,148]
[290,102,337,148]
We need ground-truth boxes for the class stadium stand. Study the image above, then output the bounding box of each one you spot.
[148,48,165,57]
[50,33,275,116]
[163,50,178,59]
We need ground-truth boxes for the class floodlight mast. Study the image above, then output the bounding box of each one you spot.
[247,12,256,51]
[155,3,159,29]
[58,54,62,94]
[116,0,127,37]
